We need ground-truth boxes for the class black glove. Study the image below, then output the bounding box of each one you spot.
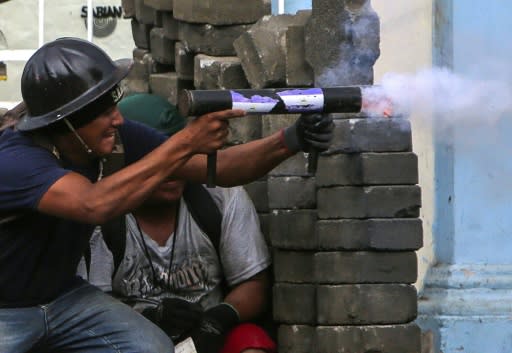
[189,303,240,353]
[283,113,335,152]
[141,297,203,340]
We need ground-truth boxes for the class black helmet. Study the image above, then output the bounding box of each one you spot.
[17,37,132,131]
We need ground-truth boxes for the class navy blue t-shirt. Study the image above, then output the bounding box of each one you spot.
[0,119,166,305]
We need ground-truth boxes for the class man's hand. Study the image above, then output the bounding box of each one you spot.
[141,298,203,340]
[178,109,245,155]
[189,303,240,353]
[282,113,335,153]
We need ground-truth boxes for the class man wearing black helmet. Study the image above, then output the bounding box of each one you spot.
[0,37,334,353]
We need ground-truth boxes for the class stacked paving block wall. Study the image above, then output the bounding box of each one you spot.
[121,0,423,352]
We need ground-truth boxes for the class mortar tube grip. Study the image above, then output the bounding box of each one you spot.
[207,152,217,188]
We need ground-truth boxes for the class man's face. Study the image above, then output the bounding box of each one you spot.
[145,179,186,205]
[75,105,124,156]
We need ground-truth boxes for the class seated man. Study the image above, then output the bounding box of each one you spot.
[79,93,276,353]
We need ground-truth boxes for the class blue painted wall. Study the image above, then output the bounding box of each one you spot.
[271,0,311,14]
[451,0,512,264]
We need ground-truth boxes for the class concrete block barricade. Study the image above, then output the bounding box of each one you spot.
[316,152,419,186]
[131,19,153,49]
[233,13,310,88]
[285,23,314,87]
[315,323,422,353]
[149,27,175,65]
[268,176,316,210]
[162,12,179,40]
[242,180,269,213]
[226,115,262,146]
[278,325,316,353]
[269,210,317,250]
[194,54,248,90]
[175,42,194,80]
[144,0,173,11]
[172,0,271,25]
[316,218,423,251]
[134,0,155,25]
[149,72,193,105]
[317,185,421,219]
[317,284,417,325]
[179,22,252,57]
[122,0,136,18]
[273,283,316,325]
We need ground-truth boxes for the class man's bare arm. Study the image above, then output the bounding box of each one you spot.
[224,270,270,321]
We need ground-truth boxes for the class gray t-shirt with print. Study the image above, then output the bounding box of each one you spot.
[79,186,271,312]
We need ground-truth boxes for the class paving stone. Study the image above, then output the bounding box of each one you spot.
[150,27,175,65]
[226,115,262,145]
[316,323,422,353]
[144,0,173,11]
[173,0,270,25]
[149,72,193,105]
[131,19,153,49]
[234,13,310,88]
[316,152,418,186]
[135,0,155,24]
[314,251,418,284]
[162,11,179,40]
[179,22,252,56]
[122,0,136,18]
[243,180,268,213]
[194,54,248,89]
[268,176,316,210]
[317,284,417,325]
[326,118,412,154]
[285,22,313,87]
[316,219,423,251]
[269,209,317,250]
[273,284,316,324]
[273,250,315,283]
[305,0,380,86]
[143,52,174,74]
[175,41,194,80]
[278,325,316,353]
[317,185,421,219]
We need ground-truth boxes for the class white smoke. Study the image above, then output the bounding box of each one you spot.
[362,67,512,130]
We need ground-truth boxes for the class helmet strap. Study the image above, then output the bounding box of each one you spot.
[63,118,93,154]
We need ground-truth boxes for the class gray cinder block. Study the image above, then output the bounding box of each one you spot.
[268,176,316,210]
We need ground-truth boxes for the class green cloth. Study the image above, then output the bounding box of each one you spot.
[118,93,186,136]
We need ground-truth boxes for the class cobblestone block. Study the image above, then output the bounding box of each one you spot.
[175,41,194,80]
[269,210,317,250]
[268,177,316,210]
[131,19,153,49]
[194,54,248,90]
[316,219,423,251]
[286,22,313,87]
[317,186,421,219]
[273,284,316,324]
[316,323,421,353]
[305,0,380,86]
[150,27,175,65]
[326,118,412,154]
[135,0,155,24]
[317,284,417,325]
[268,152,309,177]
[243,180,269,213]
[121,58,149,95]
[273,250,315,283]
[234,13,309,88]
[258,213,270,244]
[143,53,174,74]
[179,22,251,56]
[173,0,270,25]
[316,152,418,186]
[278,325,316,353]
[149,72,193,105]
[144,0,173,11]
[162,12,179,40]
[133,47,149,60]
[314,251,417,284]
[122,0,136,18]
[261,114,299,136]
[227,115,262,145]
